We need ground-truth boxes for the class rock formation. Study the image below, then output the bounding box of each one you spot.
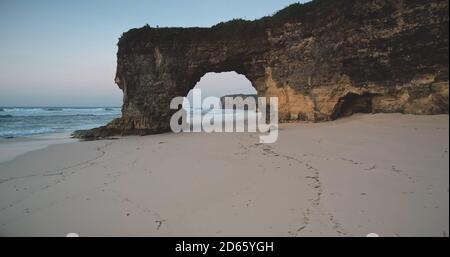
[76,0,449,139]
[220,94,258,110]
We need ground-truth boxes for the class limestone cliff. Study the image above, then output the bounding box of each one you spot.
[77,0,449,139]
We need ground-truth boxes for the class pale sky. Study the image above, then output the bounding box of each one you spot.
[0,0,308,107]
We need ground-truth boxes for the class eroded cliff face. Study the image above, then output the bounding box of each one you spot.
[78,0,449,138]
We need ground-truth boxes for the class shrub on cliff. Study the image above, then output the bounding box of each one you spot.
[117,0,340,51]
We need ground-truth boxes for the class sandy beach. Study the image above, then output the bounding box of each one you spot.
[0,114,448,237]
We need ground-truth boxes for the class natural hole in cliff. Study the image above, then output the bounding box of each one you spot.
[186,71,257,110]
[185,71,258,128]
[331,93,375,120]
[187,72,256,100]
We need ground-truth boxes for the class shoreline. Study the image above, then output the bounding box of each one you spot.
[0,133,76,163]
[0,113,448,236]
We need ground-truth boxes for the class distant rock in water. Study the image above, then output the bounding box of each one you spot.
[0,108,4,112]
[220,94,258,110]
[0,115,13,118]
[80,0,449,139]
[104,108,114,111]
[44,107,63,111]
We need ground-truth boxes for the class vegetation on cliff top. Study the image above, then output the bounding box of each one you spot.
[118,0,332,48]
[211,0,329,29]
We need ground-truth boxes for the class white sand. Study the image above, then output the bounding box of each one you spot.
[0,114,448,237]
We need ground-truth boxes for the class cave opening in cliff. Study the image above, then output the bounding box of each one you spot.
[331,93,375,120]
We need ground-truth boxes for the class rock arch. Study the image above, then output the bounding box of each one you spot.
[77,0,448,139]
[188,71,256,100]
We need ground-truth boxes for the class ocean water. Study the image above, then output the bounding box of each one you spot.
[0,107,121,138]
[0,107,262,139]
[186,108,260,128]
